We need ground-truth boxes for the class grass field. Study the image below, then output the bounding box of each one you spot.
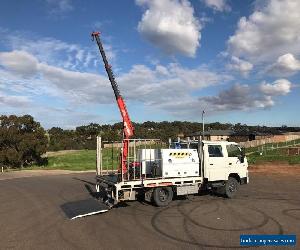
[27,150,97,171]
[247,148,300,165]
[28,147,123,171]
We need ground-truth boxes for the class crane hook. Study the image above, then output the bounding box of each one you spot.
[91,31,100,41]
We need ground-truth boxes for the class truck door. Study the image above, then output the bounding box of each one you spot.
[204,144,227,181]
[225,144,248,176]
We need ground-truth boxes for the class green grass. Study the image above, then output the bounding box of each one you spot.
[48,150,98,170]
[27,150,98,171]
[247,148,300,165]
[28,146,142,171]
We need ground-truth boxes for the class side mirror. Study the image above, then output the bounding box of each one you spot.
[240,155,245,163]
[240,148,246,163]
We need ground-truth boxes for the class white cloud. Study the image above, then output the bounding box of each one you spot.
[118,63,232,105]
[202,0,231,12]
[201,78,292,113]
[0,91,31,107]
[136,0,201,57]
[155,79,289,116]
[202,84,275,111]
[267,53,300,76]
[227,56,253,76]
[0,29,114,72]
[228,0,300,63]
[0,50,231,117]
[0,50,112,104]
[0,50,39,78]
[46,0,73,14]
[259,79,291,96]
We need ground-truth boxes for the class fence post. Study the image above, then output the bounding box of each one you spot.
[96,136,99,175]
[96,136,102,176]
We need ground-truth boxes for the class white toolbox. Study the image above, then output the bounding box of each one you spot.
[160,149,200,178]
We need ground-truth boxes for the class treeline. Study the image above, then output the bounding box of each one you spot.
[47,121,299,151]
[1,114,299,168]
[48,121,205,151]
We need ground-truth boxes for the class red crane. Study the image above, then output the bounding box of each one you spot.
[91,31,134,175]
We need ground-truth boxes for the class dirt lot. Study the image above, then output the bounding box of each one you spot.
[0,166,299,249]
[249,163,300,175]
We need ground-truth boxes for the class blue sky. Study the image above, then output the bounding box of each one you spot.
[0,0,299,128]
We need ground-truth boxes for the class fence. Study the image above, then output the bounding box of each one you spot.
[240,135,300,148]
[244,136,300,164]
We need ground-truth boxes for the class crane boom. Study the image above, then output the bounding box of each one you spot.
[92,31,134,175]
[91,31,134,138]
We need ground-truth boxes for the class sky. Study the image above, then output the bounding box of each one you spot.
[0,0,299,129]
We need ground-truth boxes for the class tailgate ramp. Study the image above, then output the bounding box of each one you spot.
[61,198,109,220]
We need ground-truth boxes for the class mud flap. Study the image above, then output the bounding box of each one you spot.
[61,198,109,220]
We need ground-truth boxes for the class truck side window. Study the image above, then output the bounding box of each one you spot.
[208,145,223,157]
[226,144,241,157]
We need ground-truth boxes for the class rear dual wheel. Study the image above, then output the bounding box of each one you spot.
[153,187,173,207]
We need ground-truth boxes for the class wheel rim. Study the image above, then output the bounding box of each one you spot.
[159,189,168,202]
[229,181,237,193]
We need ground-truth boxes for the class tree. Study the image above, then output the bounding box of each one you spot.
[0,115,48,168]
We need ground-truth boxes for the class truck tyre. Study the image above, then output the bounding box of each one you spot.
[153,187,173,207]
[224,177,239,198]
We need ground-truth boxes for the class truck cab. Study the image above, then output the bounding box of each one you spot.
[202,140,248,197]
[203,141,248,182]
[171,140,249,197]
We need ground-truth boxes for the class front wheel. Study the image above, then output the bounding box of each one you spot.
[224,177,239,198]
[152,187,173,207]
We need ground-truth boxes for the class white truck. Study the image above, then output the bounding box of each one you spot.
[96,138,248,207]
